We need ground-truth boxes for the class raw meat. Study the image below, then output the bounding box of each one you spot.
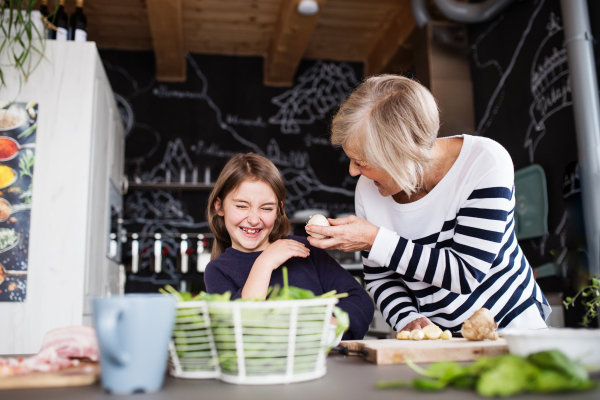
[38,326,99,361]
[0,326,98,378]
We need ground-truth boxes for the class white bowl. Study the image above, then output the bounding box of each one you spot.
[501,328,600,366]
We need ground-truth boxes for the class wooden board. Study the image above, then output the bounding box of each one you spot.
[0,362,99,390]
[340,338,508,365]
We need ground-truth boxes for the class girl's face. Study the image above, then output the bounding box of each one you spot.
[215,179,280,253]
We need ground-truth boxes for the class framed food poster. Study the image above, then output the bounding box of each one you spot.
[0,102,36,302]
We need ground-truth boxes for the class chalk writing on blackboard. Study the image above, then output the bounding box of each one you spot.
[269,60,359,134]
[525,12,572,163]
[225,114,268,128]
[472,0,545,136]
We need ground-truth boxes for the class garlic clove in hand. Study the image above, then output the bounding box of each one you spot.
[305,214,331,239]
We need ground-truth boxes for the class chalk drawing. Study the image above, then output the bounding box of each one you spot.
[524,12,571,163]
[472,0,545,136]
[269,61,359,134]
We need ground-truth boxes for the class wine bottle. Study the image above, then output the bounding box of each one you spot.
[68,0,87,42]
[39,0,55,39]
[54,0,68,42]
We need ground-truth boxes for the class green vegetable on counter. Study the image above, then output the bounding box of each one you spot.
[376,350,595,397]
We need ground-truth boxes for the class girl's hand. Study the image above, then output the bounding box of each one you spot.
[257,239,310,270]
[306,215,379,252]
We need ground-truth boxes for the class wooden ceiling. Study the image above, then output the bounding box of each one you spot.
[58,0,417,85]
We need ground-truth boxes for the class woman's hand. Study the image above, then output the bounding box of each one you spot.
[306,215,379,252]
[257,239,310,270]
[400,317,433,332]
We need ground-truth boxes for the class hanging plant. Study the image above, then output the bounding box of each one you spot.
[0,0,54,90]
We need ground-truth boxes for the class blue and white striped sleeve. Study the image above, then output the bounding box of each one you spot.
[368,168,515,295]
[357,186,426,331]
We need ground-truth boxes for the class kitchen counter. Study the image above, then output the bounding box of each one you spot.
[3,354,599,399]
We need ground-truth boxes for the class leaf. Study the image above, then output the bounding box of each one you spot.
[17,122,36,139]
[527,350,588,381]
[413,378,447,391]
[476,356,539,397]
[333,306,349,338]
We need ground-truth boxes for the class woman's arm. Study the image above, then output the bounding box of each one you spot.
[364,261,431,331]
[368,169,515,295]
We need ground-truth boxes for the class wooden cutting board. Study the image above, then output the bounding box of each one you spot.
[340,338,508,365]
[0,362,99,390]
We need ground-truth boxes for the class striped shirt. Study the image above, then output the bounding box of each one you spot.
[357,134,550,332]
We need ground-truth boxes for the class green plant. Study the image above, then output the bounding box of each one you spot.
[376,350,595,396]
[18,148,33,179]
[0,1,53,90]
[564,276,600,327]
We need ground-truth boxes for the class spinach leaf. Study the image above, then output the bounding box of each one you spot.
[527,350,588,381]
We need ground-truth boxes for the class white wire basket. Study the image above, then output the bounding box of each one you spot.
[207,297,339,385]
[168,301,220,379]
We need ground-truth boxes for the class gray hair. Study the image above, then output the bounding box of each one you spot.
[331,75,440,196]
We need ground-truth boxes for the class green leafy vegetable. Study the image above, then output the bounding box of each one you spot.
[376,350,596,397]
[19,182,32,205]
[18,149,33,179]
[17,122,36,139]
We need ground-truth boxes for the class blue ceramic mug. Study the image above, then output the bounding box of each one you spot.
[93,294,176,394]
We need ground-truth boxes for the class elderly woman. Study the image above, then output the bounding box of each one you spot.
[306,75,550,333]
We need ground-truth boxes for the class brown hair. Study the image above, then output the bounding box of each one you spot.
[206,153,291,259]
[331,75,440,196]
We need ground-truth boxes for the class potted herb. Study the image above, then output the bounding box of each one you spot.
[563,276,600,327]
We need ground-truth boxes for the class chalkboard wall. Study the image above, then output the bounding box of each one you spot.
[467,0,590,324]
[99,51,362,289]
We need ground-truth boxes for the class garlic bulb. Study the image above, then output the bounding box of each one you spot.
[305,214,330,239]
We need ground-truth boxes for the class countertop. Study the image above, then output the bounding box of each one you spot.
[2,354,599,400]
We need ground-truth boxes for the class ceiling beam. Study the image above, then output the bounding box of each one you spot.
[264,0,327,87]
[364,0,416,77]
[146,0,186,82]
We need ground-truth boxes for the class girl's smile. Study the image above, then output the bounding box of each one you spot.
[215,180,280,253]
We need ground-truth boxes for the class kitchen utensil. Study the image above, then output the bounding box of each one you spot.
[339,338,508,365]
[0,108,27,132]
[0,361,99,390]
[501,328,600,367]
[0,136,35,162]
[207,297,338,385]
[93,294,177,394]
[168,300,219,379]
[0,198,31,222]
[0,261,26,285]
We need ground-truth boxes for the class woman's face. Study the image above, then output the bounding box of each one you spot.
[343,144,401,197]
[215,180,280,253]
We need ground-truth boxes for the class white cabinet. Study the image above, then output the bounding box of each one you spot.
[0,41,124,354]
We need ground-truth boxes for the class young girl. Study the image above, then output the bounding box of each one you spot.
[204,153,374,340]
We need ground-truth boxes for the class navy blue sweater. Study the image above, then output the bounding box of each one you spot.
[204,236,374,340]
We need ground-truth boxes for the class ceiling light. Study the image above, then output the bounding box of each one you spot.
[297,0,319,16]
